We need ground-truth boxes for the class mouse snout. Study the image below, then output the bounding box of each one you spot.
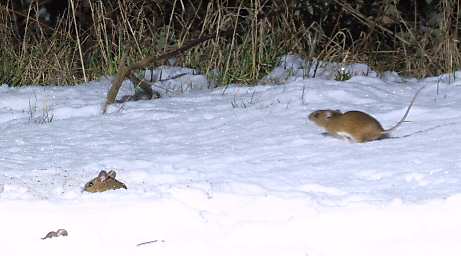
[308,111,320,121]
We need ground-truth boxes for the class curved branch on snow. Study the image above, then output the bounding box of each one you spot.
[102,30,232,114]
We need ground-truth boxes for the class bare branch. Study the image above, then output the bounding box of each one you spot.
[102,30,231,114]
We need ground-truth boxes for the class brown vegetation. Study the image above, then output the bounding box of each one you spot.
[1,0,460,87]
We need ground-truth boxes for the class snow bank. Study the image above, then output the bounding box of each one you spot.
[1,57,461,255]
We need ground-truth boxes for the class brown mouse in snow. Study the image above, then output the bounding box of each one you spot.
[83,170,127,193]
[308,86,426,143]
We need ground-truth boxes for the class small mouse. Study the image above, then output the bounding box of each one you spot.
[83,170,127,193]
[308,86,425,143]
[41,229,68,240]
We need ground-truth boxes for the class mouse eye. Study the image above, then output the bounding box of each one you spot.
[87,182,94,187]
[325,111,334,119]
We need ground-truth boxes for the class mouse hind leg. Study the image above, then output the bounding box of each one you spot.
[336,131,357,142]
[357,131,386,143]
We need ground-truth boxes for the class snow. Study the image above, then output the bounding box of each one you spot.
[1,55,461,255]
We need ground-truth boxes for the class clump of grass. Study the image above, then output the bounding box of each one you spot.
[27,94,54,124]
[340,0,461,78]
[335,67,352,81]
[231,89,257,109]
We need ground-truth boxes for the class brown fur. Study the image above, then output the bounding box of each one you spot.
[83,170,127,193]
[308,85,426,143]
[309,110,386,142]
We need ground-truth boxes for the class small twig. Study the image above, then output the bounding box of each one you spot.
[249,89,256,105]
[231,94,237,108]
[158,72,189,81]
[69,0,87,82]
[312,61,319,78]
[301,85,308,105]
[136,240,165,247]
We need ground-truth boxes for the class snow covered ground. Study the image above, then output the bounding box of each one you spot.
[1,55,461,255]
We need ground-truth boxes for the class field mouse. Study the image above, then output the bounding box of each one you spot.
[41,229,68,240]
[308,85,426,143]
[83,170,127,193]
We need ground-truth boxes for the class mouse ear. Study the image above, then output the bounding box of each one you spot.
[325,111,335,119]
[98,170,109,181]
[108,170,117,178]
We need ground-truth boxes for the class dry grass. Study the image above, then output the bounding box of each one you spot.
[1,0,460,87]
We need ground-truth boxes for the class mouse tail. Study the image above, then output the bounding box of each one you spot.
[382,84,426,133]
